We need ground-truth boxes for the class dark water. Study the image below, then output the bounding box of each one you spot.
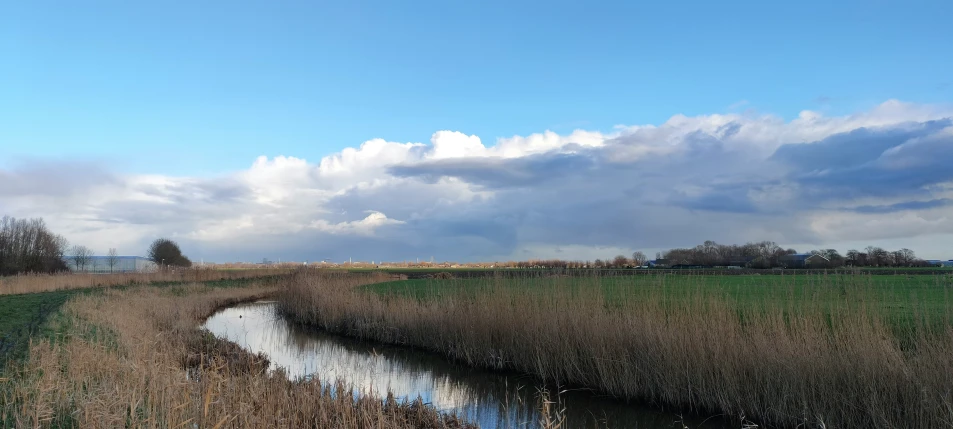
[204,301,729,429]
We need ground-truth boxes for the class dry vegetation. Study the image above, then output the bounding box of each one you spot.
[0,268,290,296]
[278,270,953,428]
[0,281,475,428]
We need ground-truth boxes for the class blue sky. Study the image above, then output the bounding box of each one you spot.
[4,0,951,175]
[3,0,953,262]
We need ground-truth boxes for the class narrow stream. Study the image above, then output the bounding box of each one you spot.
[204,301,729,429]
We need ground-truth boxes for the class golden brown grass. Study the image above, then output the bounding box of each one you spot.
[0,281,476,428]
[0,267,289,295]
[278,270,953,428]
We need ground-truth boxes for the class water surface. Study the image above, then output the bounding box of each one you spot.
[204,301,728,429]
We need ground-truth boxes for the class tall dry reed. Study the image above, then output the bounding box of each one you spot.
[277,270,953,428]
[0,267,289,295]
[1,282,475,428]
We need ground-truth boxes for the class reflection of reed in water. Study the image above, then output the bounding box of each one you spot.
[272,305,541,427]
[206,302,722,429]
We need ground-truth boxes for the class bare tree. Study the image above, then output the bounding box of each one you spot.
[898,248,916,266]
[0,216,69,275]
[70,245,94,271]
[631,251,647,267]
[612,255,630,268]
[865,246,888,266]
[106,248,120,273]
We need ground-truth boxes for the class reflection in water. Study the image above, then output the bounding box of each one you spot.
[204,302,727,429]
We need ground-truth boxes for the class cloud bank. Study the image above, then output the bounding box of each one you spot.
[3,100,953,261]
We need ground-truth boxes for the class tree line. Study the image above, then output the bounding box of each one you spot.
[451,242,940,270]
[650,241,933,268]
[1,215,192,275]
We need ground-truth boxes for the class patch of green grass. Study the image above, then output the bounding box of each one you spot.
[0,289,87,368]
[363,273,953,334]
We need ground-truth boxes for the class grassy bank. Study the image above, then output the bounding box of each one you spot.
[1,281,476,428]
[0,267,290,295]
[0,277,287,368]
[278,270,953,428]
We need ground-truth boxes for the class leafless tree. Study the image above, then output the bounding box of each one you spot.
[865,246,889,266]
[897,248,917,266]
[631,251,647,267]
[612,255,630,268]
[0,216,69,275]
[107,248,120,273]
[70,245,94,271]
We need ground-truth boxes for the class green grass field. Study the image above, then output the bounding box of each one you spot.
[0,288,84,366]
[363,273,953,333]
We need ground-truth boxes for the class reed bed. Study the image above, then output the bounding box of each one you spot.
[278,270,953,428]
[0,281,475,428]
[0,267,290,296]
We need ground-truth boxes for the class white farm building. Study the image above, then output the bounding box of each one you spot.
[67,256,158,273]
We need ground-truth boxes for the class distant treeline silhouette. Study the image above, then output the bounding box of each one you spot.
[348,241,938,270]
[657,240,931,268]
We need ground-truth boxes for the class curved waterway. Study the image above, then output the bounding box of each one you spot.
[204,301,729,429]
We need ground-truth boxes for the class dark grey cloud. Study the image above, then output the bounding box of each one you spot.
[373,116,953,258]
[388,152,598,189]
[775,119,953,201]
[673,190,760,214]
[771,119,951,173]
[852,199,953,214]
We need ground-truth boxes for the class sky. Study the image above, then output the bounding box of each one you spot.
[2,0,953,262]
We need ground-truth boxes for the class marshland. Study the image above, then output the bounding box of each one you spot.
[4,265,953,428]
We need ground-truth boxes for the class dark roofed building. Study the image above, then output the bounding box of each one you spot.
[778,253,830,268]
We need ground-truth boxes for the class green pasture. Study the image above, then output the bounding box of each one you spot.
[363,273,953,334]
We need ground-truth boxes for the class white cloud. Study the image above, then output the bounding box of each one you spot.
[309,211,405,236]
[4,100,953,261]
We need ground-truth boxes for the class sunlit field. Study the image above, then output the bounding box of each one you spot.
[1,278,476,428]
[280,269,953,428]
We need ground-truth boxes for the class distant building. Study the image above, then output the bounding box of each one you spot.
[778,253,830,268]
[67,256,158,273]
